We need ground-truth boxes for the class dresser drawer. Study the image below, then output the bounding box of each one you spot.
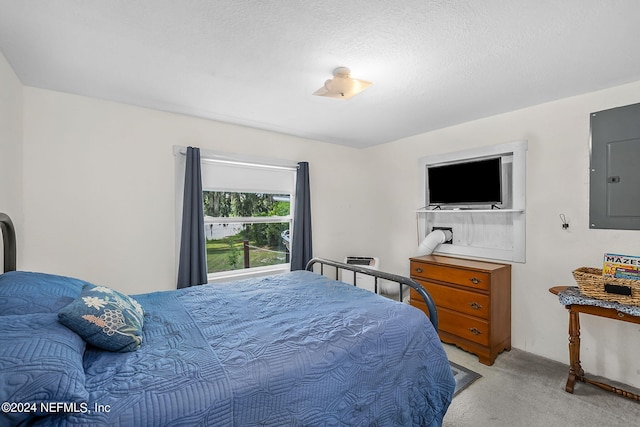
[411,261,490,291]
[412,283,489,320]
[438,307,490,346]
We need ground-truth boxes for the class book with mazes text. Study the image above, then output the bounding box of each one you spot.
[603,253,640,280]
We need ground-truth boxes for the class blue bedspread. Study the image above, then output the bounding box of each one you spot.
[21,270,454,426]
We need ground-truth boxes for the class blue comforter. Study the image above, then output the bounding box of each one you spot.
[4,270,454,426]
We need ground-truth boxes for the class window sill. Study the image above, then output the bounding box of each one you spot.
[207,264,290,284]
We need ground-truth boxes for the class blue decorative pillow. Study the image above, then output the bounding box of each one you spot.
[58,284,145,352]
[0,271,88,315]
[0,313,88,426]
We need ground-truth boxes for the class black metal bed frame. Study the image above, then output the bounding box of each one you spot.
[306,257,439,330]
[0,212,16,273]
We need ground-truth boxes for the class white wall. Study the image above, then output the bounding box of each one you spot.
[21,87,376,293]
[0,51,23,264]
[367,80,640,388]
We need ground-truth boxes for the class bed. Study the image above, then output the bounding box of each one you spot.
[0,212,455,426]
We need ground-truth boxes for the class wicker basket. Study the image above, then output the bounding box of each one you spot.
[572,267,640,305]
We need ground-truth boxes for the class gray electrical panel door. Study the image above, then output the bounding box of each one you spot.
[590,103,640,230]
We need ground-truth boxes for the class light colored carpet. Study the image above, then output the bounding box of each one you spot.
[443,344,640,427]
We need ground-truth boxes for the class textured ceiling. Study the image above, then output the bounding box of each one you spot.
[1,1,640,148]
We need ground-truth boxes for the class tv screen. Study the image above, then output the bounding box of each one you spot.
[427,157,502,206]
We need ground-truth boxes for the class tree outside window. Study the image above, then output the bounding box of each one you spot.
[203,191,291,273]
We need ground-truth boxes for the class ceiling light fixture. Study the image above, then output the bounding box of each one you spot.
[313,67,372,100]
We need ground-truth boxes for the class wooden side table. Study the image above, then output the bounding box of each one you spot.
[550,286,640,401]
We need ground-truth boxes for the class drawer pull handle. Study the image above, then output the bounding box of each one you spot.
[415,267,423,273]
[618,312,625,318]
[470,277,481,285]
[469,327,482,335]
[469,302,482,310]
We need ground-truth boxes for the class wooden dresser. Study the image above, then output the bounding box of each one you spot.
[409,255,511,366]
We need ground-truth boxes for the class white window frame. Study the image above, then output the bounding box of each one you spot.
[203,198,293,282]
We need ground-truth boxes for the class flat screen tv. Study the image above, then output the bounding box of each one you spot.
[427,157,502,207]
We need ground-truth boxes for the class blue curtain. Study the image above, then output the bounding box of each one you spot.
[291,162,312,270]
[177,147,208,288]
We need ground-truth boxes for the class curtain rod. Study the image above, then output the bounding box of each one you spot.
[174,146,299,171]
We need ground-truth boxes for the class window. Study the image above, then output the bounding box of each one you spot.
[193,151,298,278]
[203,191,292,274]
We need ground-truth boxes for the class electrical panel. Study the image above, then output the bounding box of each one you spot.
[590,103,640,230]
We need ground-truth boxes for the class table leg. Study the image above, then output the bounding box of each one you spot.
[566,308,584,393]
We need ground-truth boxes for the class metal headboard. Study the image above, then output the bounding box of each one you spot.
[306,257,439,330]
[0,213,17,273]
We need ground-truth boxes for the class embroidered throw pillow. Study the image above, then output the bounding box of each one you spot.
[58,284,144,352]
